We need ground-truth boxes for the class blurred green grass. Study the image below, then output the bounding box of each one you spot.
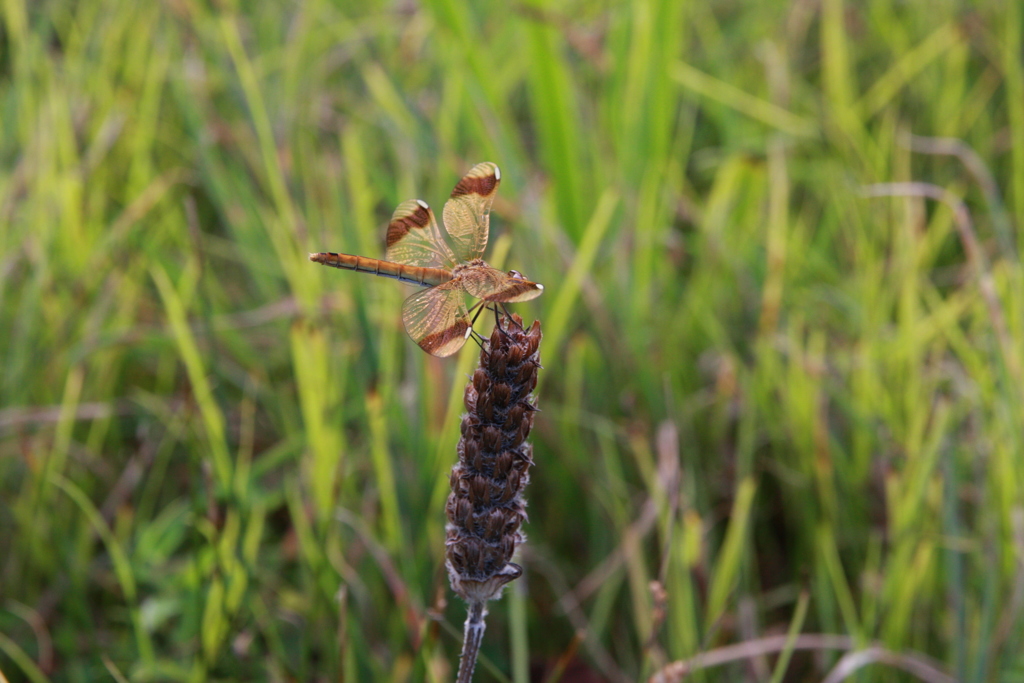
[2,0,1023,681]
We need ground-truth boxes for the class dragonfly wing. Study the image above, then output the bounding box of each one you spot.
[386,199,458,269]
[442,162,500,262]
[402,280,472,357]
[461,266,544,303]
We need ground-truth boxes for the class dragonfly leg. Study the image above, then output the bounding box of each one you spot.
[491,304,517,340]
[499,303,524,330]
[465,300,489,349]
[468,301,523,347]
[469,300,488,328]
[468,329,487,349]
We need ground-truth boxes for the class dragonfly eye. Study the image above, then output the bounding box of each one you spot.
[508,269,525,280]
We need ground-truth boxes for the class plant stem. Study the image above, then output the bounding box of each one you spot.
[456,600,488,683]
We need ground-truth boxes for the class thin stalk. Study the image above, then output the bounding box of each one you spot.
[456,600,488,683]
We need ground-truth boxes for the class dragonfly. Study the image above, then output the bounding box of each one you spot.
[310,162,544,357]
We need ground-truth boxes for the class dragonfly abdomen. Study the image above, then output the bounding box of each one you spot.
[310,252,451,286]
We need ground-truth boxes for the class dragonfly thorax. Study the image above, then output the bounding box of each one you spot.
[451,258,489,278]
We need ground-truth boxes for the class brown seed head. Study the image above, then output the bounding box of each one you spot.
[445,314,541,603]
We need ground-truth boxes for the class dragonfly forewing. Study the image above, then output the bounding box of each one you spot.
[386,199,457,269]
[443,162,500,262]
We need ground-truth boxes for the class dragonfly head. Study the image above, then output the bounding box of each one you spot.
[501,269,544,299]
[508,269,543,291]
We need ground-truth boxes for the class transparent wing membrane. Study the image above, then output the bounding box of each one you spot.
[402,281,472,357]
[385,199,457,269]
[442,162,500,262]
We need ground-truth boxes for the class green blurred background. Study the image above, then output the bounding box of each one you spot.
[2,0,1023,681]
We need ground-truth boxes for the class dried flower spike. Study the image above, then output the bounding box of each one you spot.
[446,313,541,682]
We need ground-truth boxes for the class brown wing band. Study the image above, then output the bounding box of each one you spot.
[386,201,433,248]
[417,318,471,356]
[450,174,498,198]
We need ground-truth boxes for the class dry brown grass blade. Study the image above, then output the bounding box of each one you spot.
[648,634,957,683]
[861,182,1019,384]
